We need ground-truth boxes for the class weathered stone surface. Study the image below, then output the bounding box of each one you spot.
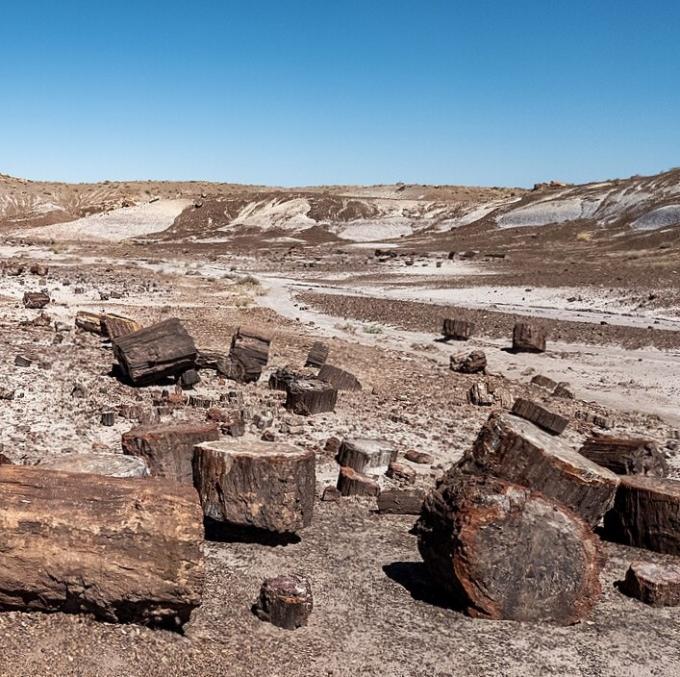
[620,561,680,606]
[305,341,330,369]
[284,378,337,416]
[511,398,568,435]
[512,322,547,353]
[337,466,380,497]
[603,476,680,554]
[23,291,50,309]
[459,412,619,527]
[578,436,668,477]
[113,318,197,385]
[193,440,315,533]
[0,465,204,628]
[253,574,313,630]
[318,364,362,391]
[450,350,486,374]
[415,472,604,624]
[553,382,575,399]
[122,422,219,485]
[179,368,201,389]
[337,438,397,474]
[378,488,425,514]
[442,318,474,341]
[37,452,149,478]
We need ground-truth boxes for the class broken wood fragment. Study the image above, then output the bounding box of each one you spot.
[620,561,680,606]
[377,488,424,514]
[318,364,362,391]
[511,398,568,435]
[578,436,668,477]
[512,322,547,353]
[253,574,313,630]
[305,341,330,369]
[336,466,380,497]
[284,378,337,416]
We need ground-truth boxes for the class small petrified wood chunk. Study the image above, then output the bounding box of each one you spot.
[531,374,558,390]
[415,472,604,624]
[512,322,547,353]
[442,318,474,341]
[37,452,149,478]
[112,318,198,385]
[336,466,380,497]
[378,488,425,514]
[450,350,486,374]
[269,367,310,392]
[578,436,668,477]
[253,574,313,630]
[285,378,337,416]
[0,465,204,629]
[318,364,362,391]
[603,476,680,555]
[467,381,494,406]
[511,398,568,435]
[620,561,680,606]
[386,461,416,484]
[228,327,271,383]
[101,314,142,340]
[23,291,50,309]
[305,341,330,369]
[193,440,315,534]
[122,422,219,485]
[337,438,397,474]
[75,310,104,334]
[459,412,619,527]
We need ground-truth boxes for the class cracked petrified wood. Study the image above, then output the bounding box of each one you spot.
[122,422,219,484]
[336,466,380,497]
[193,440,315,533]
[415,472,604,624]
[284,378,337,416]
[0,465,204,629]
[619,561,680,606]
[22,291,50,309]
[253,574,313,630]
[459,412,619,527]
[511,398,568,436]
[112,318,198,385]
[337,438,397,474]
[450,350,486,374]
[318,364,362,391]
[305,341,329,369]
[101,313,143,340]
[512,322,546,353]
[603,476,680,554]
[37,452,149,478]
[578,436,668,477]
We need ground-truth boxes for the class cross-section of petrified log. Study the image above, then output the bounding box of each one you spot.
[122,422,219,484]
[619,561,680,606]
[337,438,397,474]
[578,436,668,477]
[284,378,337,415]
[253,574,313,630]
[318,364,362,391]
[305,341,330,369]
[512,322,547,353]
[0,465,204,629]
[112,318,198,385]
[511,398,568,435]
[603,476,680,554]
[193,440,315,533]
[459,412,619,527]
[37,452,149,478]
[415,472,604,624]
[101,313,142,340]
[442,318,474,340]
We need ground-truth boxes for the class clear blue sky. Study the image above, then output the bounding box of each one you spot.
[1,1,679,187]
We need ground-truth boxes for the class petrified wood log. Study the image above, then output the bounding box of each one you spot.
[442,318,474,341]
[112,318,197,385]
[269,367,310,392]
[228,327,271,383]
[337,438,397,474]
[193,440,315,533]
[284,378,337,416]
[511,398,568,435]
[101,313,142,340]
[531,374,558,390]
[378,488,425,514]
[336,466,380,497]
[450,350,486,374]
[75,310,104,334]
[195,348,232,375]
[578,436,668,477]
[459,412,619,527]
[603,476,680,554]
[305,341,330,369]
[467,382,494,406]
[415,472,604,624]
[386,461,416,484]
[23,291,50,309]
[512,322,547,353]
[253,574,313,630]
[620,561,680,606]
[318,364,362,391]
[0,465,204,629]
[37,452,149,478]
[122,422,219,485]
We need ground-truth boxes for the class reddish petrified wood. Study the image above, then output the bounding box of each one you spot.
[578,436,668,477]
[415,472,604,624]
[336,466,380,497]
[620,561,680,606]
[512,322,547,353]
[511,398,568,436]
[253,574,313,630]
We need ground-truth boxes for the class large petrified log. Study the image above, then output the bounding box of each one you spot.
[442,318,474,341]
[619,561,680,606]
[318,364,362,391]
[37,452,149,478]
[459,412,619,527]
[511,398,568,436]
[337,438,397,474]
[578,436,668,477]
[415,472,604,624]
[122,422,220,484]
[0,465,204,629]
[253,574,313,630]
[284,378,337,416]
[305,341,330,369]
[512,322,547,353]
[228,327,271,383]
[603,476,680,554]
[193,440,315,533]
[112,318,197,385]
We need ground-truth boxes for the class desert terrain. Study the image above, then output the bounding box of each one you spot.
[1,168,680,676]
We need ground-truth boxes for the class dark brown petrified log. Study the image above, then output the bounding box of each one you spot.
[318,364,362,391]
[511,398,568,435]
[305,341,330,369]
[253,574,313,630]
[619,561,680,606]
[377,488,425,514]
[336,466,380,497]
[450,350,487,374]
[442,318,474,341]
[228,327,271,383]
[284,378,337,416]
[578,436,668,477]
[512,322,547,353]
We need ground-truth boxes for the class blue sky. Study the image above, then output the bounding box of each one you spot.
[1,1,679,187]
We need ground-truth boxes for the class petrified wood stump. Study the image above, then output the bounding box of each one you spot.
[603,476,680,554]
[253,574,313,630]
[284,378,337,416]
[442,318,474,341]
[318,364,362,391]
[0,466,204,629]
[511,398,568,435]
[112,318,198,385]
[459,412,619,527]
[415,472,604,624]
[512,322,547,353]
[620,561,680,606]
[122,422,219,484]
[305,341,330,369]
[193,440,315,534]
[578,436,668,477]
[336,466,380,497]
[450,350,486,374]
[38,452,149,478]
[337,438,397,474]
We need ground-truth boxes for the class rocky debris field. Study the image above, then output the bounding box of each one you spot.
[1,237,680,677]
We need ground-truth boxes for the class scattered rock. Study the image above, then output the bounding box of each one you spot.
[337,438,397,474]
[511,398,568,435]
[253,574,313,630]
